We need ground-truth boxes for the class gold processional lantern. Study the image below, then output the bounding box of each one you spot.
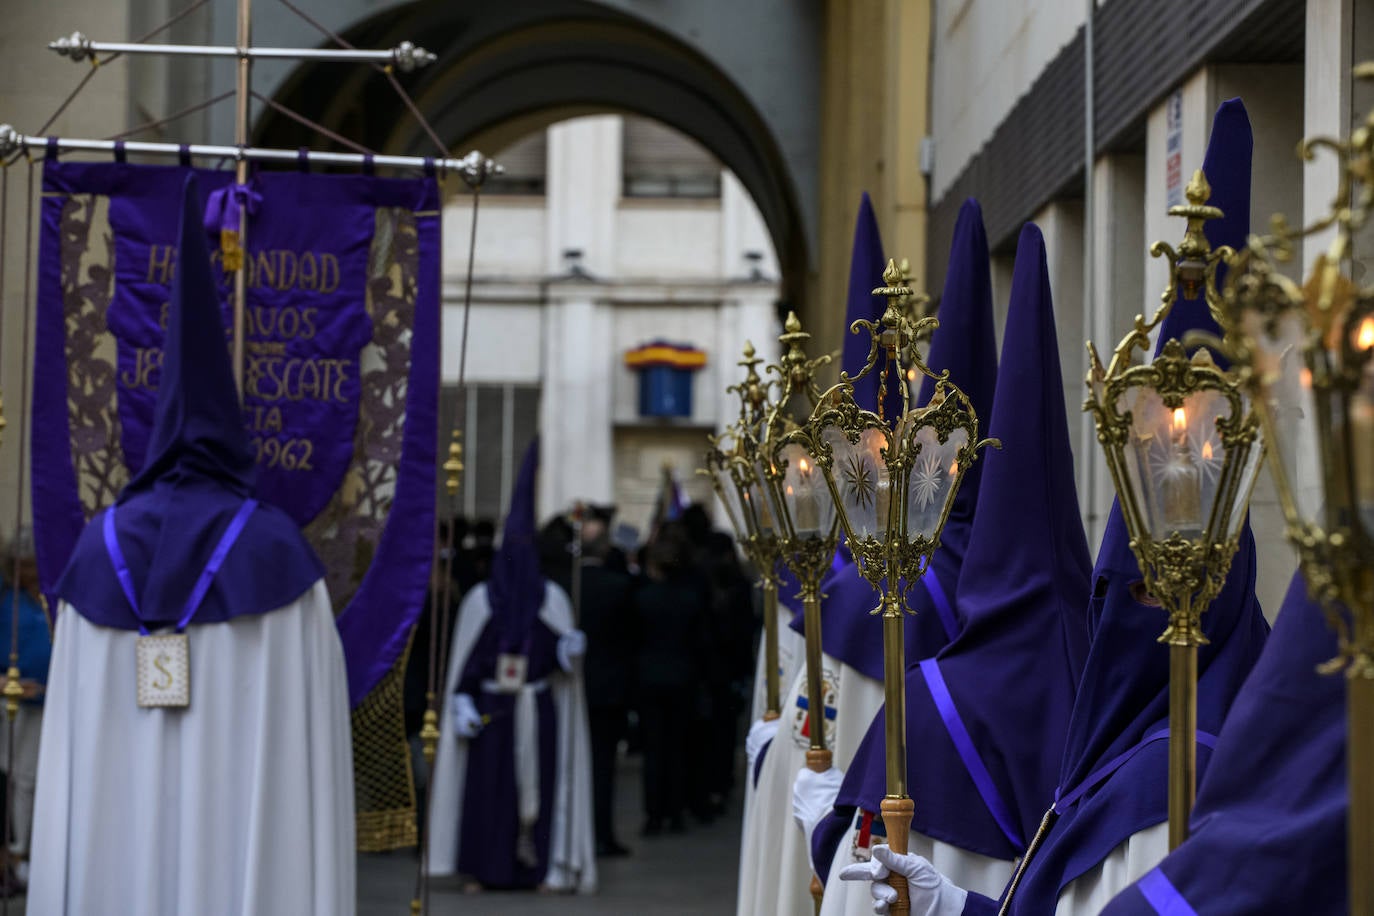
[753,313,839,788]
[703,342,785,720]
[1220,67,1374,911]
[785,260,996,914]
[1083,170,1265,851]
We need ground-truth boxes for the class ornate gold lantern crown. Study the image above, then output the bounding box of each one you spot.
[1084,170,1265,638]
[783,259,997,597]
[704,341,777,562]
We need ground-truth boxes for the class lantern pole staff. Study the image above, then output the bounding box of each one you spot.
[761,314,835,773]
[1084,171,1261,849]
[715,341,784,720]
[791,259,995,915]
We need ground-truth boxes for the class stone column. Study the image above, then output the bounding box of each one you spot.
[539,287,616,522]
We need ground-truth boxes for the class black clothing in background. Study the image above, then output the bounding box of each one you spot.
[580,564,636,708]
[701,533,756,807]
[632,572,711,829]
[632,576,710,691]
[639,684,691,827]
[578,561,636,849]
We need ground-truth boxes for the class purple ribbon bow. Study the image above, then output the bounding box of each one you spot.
[202,182,262,236]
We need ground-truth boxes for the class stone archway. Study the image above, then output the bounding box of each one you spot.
[252,0,815,315]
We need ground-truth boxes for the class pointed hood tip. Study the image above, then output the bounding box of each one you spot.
[125,169,255,495]
[923,198,996,415]
[1213,97,1251,125]
[916,193,998,559]
[961,221,1081,581]
[843,189,890,405]
[489,436,546,650]
[1156,98,1253,356]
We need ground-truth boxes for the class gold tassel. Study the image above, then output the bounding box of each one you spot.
[221,228,243,272]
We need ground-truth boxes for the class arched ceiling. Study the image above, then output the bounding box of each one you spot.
[252,0,818,311]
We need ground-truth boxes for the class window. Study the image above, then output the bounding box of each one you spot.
[487,131,547,196]
[621,116,721,199]
[439,383,542,524]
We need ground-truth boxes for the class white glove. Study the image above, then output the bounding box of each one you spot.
[451,693,484,739]
[793,765,844,841]
[838,845,967,916]
[556,629,587,672]
[745,717,780,773]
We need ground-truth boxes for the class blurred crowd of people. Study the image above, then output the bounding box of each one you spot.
[407,503,759,858]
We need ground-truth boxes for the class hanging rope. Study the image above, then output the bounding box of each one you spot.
[249,91,375,156]
[4,0,215,168]
[275,0,450,158]
[435,180,483,771]
[105,90,236,142]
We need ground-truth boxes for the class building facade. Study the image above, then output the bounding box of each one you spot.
[444,114,780,533]
[922,0,1366,612]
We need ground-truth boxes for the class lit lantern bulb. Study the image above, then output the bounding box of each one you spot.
[907,368,918,383]
[798,457,810,474]
[1202,440,1214,460]
[1172,407,1187,432]
[949,460,959,476]
[1358,317,1374,351]
[1300,367,1313,390]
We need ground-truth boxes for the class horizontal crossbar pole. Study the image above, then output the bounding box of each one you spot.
[0,125,502,182]
[48,33,436,70]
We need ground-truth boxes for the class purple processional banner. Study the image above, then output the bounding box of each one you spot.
[33,160,440,706]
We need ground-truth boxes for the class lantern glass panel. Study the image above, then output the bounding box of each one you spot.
[1225,398,1265,541]
[777,442,836,540]
[1117,385,1234,541]
[1243,309,1324,526]
[905,424,968,541]
[747,461,779,537]
[823,425,891,539]
[713,463,748,540]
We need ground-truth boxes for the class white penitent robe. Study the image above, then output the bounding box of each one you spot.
[738,656,885,916]
[29,581,355,916]
[1054,821,1170,915]
[820,825,1013,916]
[426,582,597,893]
